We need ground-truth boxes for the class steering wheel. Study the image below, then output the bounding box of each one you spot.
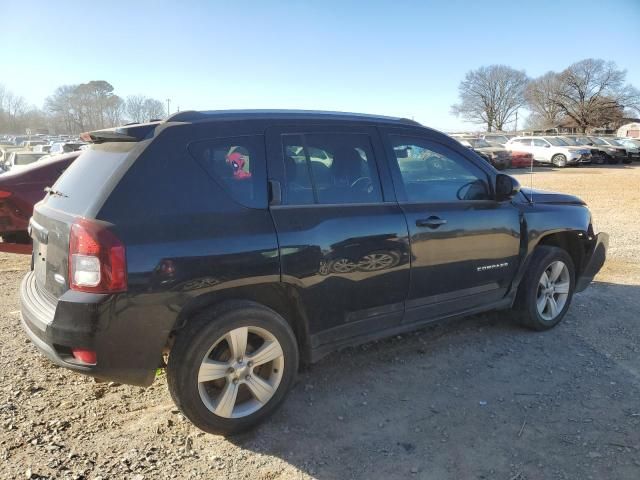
[456,180,485,200]
[350,176,373,193]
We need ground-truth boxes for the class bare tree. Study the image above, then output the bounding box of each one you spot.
[551,59,640,132]
[4,92,28,131]
[142,98,166,120]
[525,72,564,130]
[104,95,125,126]
[45,81,124,132]
[126,95,147,123]
[126,96,166,123]
[45,85,81,132]
[451,65,529,131]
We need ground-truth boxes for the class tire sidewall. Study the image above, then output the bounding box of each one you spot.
[553,154,567,168]
[520,246,576,330]
[167,302,299,435]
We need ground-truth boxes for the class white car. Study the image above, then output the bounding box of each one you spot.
[505,136,591,167]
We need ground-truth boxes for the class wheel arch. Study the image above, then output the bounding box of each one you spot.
[169,282,313,365]
[535,230,588,278]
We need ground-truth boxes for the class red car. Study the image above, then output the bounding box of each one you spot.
[0,151,81,253]
[509,150,534,168]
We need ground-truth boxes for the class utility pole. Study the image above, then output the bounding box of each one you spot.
[166,98,171,117]
[514,110,518,133]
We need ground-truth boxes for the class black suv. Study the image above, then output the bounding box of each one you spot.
[20,110,608,435]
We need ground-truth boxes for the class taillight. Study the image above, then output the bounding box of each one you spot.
[69,218,127,293]
[0,190,12,199]
[71,348,97,365]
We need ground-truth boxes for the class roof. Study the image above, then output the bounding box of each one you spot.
[165,109,422,127]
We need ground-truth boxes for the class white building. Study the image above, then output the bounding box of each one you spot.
[617,122,640,138]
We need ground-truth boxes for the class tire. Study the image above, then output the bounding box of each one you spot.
[513,246,575,331]
[551,154,567,168]
[2,232,30,244]
[167,300,299,435]
[606,155,619,165]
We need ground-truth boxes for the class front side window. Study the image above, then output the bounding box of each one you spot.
[281,133,382,205]
[533,139,548,147]
[188,135,266,208]
[388,136,490,203]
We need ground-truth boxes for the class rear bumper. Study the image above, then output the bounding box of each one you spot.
[20,272,160,386]
[576,232,608,292]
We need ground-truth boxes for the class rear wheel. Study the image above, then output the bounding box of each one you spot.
[167,301,299,435]
[551,154,567,168]
[513,246,575,331]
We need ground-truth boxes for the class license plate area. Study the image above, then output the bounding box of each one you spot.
[34,240,48,286]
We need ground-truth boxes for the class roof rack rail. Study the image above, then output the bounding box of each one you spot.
[165,109,424,126]
[165,110,207,122]
[399,117,422,126]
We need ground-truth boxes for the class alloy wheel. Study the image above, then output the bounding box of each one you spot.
[536,260,570,321]
[197,326,284,418]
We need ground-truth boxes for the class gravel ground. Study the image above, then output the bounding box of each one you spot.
[1,164,639,480]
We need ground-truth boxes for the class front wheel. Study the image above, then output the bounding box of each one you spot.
[167,301,299,435]
[551,154,567,168]
[513,246,575,331]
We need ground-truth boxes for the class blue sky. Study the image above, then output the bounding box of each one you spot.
[2,0,639,131]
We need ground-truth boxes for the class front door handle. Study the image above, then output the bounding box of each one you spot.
[416,216,447,228]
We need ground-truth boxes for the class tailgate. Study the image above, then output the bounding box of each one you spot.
[30,205,75,299]
[28,142,137,299]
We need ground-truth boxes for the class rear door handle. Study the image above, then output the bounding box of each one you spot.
[416,216,447,228]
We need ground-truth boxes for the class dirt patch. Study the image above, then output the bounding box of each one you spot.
[1,165,639,479]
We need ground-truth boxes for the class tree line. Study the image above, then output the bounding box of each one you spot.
[451,58,640,132]
[0,81,166,134]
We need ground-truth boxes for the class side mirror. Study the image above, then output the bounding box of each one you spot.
[495,174,520,201]
[544,144,550,148]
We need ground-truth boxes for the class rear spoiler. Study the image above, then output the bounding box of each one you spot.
[80,121,161,144]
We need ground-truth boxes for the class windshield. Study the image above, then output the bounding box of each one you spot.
[544,137,568,146]
[12,152,44,165]
[601,138,622,146]
[468,139,491,148]
[560,137,578,146]
[588,137,606,145]
[485,135,508,143]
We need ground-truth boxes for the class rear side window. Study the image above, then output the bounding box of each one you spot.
[188,135,266,208]
[281,133,382,205]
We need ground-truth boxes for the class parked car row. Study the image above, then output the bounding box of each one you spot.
[449,132,640,168]
[0,136,86,175]
[1,133,79,148]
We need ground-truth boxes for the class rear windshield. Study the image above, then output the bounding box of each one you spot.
[45,143,134,215]
[14,153,44,165]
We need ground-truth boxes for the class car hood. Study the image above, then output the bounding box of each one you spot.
[519,187,586,206]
